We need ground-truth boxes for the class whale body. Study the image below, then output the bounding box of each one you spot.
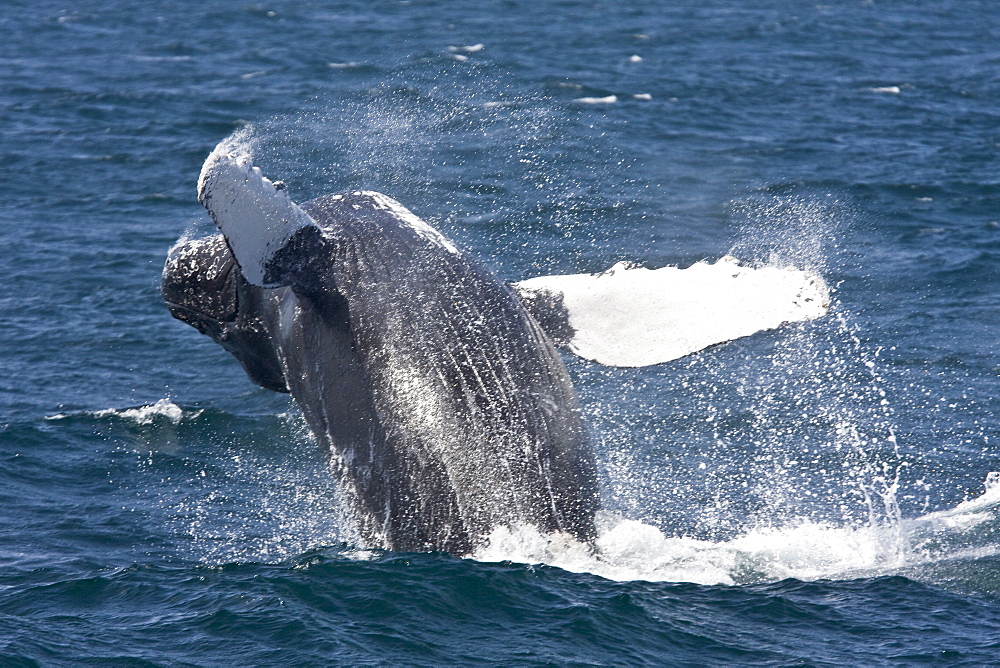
[163,151,600,555]
[163,143,830,556]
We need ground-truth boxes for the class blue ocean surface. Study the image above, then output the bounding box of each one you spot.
[2,0,999,664]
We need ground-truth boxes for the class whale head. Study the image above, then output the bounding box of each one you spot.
[162,235,239,338]
[162,234,290,393]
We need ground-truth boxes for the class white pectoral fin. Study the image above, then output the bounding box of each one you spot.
[513,257,830,367]
[197,142,316,287]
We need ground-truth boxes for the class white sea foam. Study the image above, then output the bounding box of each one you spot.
[131,55,193,62]
[574,95,618,104]
[94,398,196,424]
[908,472,1000,533]
[472,474,1000,584]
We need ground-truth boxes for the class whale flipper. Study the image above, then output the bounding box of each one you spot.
[513,257,830,367]
[197,143,317,288]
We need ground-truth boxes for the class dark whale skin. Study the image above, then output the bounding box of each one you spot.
[163,191,599,555]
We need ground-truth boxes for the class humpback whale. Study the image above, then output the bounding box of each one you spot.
[163,141,829,556]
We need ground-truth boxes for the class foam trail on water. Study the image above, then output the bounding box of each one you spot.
[473,474,1000,585]
[574,95,618,104]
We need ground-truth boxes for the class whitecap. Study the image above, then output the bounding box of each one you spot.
[574,95,618,104]
[131,55,193,62]
[94,398,196,425]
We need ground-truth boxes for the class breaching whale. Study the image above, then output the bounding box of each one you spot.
[163,141,829,556]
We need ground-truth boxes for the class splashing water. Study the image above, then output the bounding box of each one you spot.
[473,475,1000,586]
[725,194,905,532]
[115,408,361,565]
[478,187,992,583]
[523,190,970,584]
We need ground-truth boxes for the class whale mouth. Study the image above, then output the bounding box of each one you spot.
[164,299,232,338]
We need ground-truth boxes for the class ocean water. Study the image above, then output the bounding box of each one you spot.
[2,0,999,664]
